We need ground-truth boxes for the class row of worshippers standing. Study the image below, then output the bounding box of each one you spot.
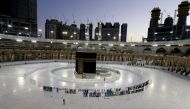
[126,58,190,77]
[83,80,149,97]
[42,87,76,94]
[42,80,149,97]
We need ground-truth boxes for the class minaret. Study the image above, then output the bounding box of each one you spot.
[176,1,190,38]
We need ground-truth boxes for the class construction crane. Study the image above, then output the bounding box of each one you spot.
[72,14,76,24]
[112,15,115,23]
[65,18,69,25]
[163,9,171,17]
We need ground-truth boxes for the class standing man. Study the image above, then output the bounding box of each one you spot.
[56,88,59,93]
[63,98,65,105]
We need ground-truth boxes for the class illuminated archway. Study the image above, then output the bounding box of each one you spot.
[99,46,106,51]
[110,47,117,52]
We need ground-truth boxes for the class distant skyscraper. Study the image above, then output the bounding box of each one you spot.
[62,24,79,40]
[0,0,37,37]
[45,19,79,40]
[147,8,161,41]
[80,24,86,40]
[121,23,128,42]
[100,22,120,41]
[94,22,127,42]
[113,23,120,41]
[45,19,62,39]
[89,23,93,41]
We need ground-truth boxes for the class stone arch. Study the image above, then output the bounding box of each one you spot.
[144,47,152,51]
[77,45,84,49]
[143,47,152,54]
[156,48,167,54]
[171,48,182,54]
[123,48,134,53]
[99,46,106,51]
[109,47,117,52]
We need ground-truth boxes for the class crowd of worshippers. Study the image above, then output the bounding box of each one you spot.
[148,59,190,76]
[43,80,149,97]
[123,58,190,77]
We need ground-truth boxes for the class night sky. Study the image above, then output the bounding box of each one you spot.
[38,0,189,42]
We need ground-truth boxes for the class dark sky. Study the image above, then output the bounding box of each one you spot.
[38,0,187,42]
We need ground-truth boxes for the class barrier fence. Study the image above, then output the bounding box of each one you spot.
[42,80,150,98]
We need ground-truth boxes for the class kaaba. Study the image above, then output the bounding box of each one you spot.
[75,51,96,74]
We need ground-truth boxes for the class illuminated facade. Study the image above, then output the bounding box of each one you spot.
[45,19,79,40]
[0,0,37,37]
[147,1,190,42]
[95,22,127,42]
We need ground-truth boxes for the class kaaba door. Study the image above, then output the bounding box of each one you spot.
[78,60,83,74]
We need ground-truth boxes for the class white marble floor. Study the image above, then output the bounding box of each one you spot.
[0,62,190,109]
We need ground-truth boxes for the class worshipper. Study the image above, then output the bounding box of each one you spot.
[56,88,59,93]
[63,98,65,105]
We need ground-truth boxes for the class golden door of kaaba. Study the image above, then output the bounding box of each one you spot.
[78,60,83,74]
